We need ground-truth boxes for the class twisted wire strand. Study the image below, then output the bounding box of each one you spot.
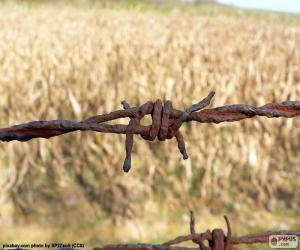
[93,212,300,250]
[0,91,299,172]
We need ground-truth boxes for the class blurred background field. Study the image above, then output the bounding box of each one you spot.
[0,0,299,249]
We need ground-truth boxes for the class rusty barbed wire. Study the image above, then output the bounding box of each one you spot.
[0,91,299,172]
[93,211,300,250]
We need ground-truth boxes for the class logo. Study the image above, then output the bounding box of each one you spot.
[269,235,298,248]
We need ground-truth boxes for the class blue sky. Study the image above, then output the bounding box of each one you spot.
[218,0,300,14]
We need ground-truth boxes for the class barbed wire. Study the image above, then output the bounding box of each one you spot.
[93,211,300,250]
[0,91,299,172]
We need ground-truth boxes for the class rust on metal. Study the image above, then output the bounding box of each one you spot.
[93,211,300,250]
[0,91,299,172]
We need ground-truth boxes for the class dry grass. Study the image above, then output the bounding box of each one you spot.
[0,2,299,248]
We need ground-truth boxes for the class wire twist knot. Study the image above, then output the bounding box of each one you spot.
[121,91,215,172]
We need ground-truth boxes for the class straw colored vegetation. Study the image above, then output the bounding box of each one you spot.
[0,1,299,248]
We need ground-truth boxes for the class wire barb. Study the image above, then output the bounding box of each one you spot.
[224,216,232,239]
[0,91,299,172]
[190,210,195,234]
[94,211,300,250]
